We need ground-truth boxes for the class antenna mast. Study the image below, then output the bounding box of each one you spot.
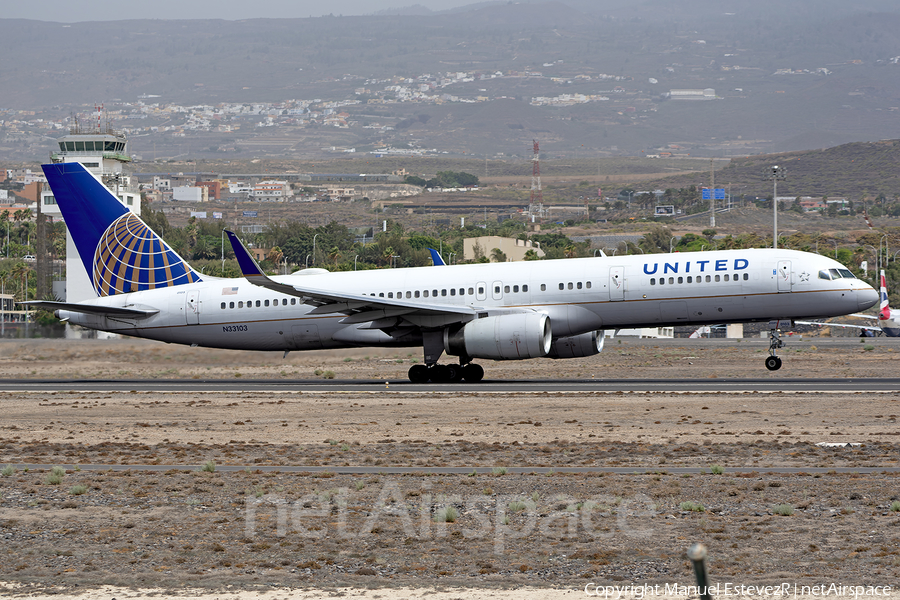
[529,139,544,222]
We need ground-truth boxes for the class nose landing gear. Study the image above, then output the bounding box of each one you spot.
[765,319,791,371]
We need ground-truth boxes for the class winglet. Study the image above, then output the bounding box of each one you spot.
[224,230,266,277]
[428,248,446,266]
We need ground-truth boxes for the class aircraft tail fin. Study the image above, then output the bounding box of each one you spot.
[880,270,890,320]
[42,162,202,297]
[428,248,446,266]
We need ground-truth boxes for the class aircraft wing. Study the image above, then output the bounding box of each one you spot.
[19,301,159,318]
[796,320,880,332]
[224,231,477,325]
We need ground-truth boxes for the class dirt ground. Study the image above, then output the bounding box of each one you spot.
[1,337,899,599]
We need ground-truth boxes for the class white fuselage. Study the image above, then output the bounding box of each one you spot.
[59,248,876,353]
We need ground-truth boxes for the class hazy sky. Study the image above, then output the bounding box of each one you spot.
[3,0,483,22]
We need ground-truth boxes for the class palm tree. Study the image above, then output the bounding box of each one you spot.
[490,248,507,263]
[328,246,342,266]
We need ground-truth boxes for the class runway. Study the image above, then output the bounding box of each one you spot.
[2,377,899,393]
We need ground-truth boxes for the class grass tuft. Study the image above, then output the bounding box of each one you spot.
[773,503,795,516]
[1,465,15,477]
[710,464,725,475]
[202,460,216,473]
[433,506,458,523]
[69,484,88,496]
[679,501,705,512]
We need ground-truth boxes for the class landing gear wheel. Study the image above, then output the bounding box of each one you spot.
[461,363,484,383]
[764,356,782,371]
[429,364,449,383]
[408,364,429,383]
[444,364,463,382]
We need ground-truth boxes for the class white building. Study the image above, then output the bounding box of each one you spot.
[173,186,208,203]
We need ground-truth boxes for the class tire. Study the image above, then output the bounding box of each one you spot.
[408,364,429,383]
[764,356,782,371]
[429,364,449,383]
[462,363,485,383]
[445,364,463,382]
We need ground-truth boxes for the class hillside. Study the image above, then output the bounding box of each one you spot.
[2,0,900,161]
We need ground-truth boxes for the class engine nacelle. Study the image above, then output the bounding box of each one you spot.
[547,330,605,359]
[445,313,552,360]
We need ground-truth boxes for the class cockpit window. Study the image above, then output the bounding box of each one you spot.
[818,270,832,280]
[838,268,855,279]
[829,268,842,279]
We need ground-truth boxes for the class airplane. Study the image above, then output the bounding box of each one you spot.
[25,162,879,382]
[797,270,899,337]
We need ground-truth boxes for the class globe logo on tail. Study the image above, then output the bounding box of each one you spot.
[92,213,201,296]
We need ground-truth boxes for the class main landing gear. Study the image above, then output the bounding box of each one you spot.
[765,319,791,371]
[408,362,484,383]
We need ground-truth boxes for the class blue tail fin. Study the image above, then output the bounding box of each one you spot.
[42,162,202,297]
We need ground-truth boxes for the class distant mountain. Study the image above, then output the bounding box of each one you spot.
[2,1,900,160]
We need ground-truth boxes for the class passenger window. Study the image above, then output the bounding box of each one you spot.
[459,288,464,296]
[494,286,499,294]
[424,290,429,298]
[229,302,235,308]
[291,298,296,305]
[468,287,474,295]
[513,285,519,293]
[743,273,749,281]
[659,278,665,285]
[586,282,591,289]
[523,285,528,292]
[264,299,270,307]
[414,291,420,298]
[221,302,226,309]
[818,270,831,280]
[238,301,244,308]
[256,300,261,307]
[478,286,484,295]
[705,275,711,282]
[379,293,384,297]
[433,289,438,296]
[724,274,730,282]
[577,282,582,289]
[406,291,411,299]
[541,284,546,291]
[714,275,720,282]
[451,288,457,296]
[686,276,692,283]
[388,292,393,298]
[668,277,674,284]
[559,283,564,290]
[677,277,683,284]
[283,299,288,306]
[567,282,573,290]
[504,285,510,293]
[651,278,656,285]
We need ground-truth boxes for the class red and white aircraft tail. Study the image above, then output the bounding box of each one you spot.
[878,270,899,337]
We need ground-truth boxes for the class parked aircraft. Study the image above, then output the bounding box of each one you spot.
[27,162,879,382]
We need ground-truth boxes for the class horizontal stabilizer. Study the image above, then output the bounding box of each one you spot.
[19,301,159,318]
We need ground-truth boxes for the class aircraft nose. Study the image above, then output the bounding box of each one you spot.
[858,285,879,311]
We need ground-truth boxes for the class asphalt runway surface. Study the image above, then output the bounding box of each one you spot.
[2,377,899,392]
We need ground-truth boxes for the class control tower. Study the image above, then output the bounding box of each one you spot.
[41,110,141,303]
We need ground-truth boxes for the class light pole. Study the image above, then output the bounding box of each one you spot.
[305,254,311,269]
[448,252,456,265]
[669,236,676,253]
[865,244,879,279]
[312,233,319,267]
[354,255,358,271]
[391,254,400,268]
[765,166,786,249]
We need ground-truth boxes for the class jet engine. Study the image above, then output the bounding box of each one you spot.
[546,330,605,359]
[444,313,552,360]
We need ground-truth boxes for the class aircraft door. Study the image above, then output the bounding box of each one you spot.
[777,260,792,292]
[186,290,201,325]
[609,267,625,301]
